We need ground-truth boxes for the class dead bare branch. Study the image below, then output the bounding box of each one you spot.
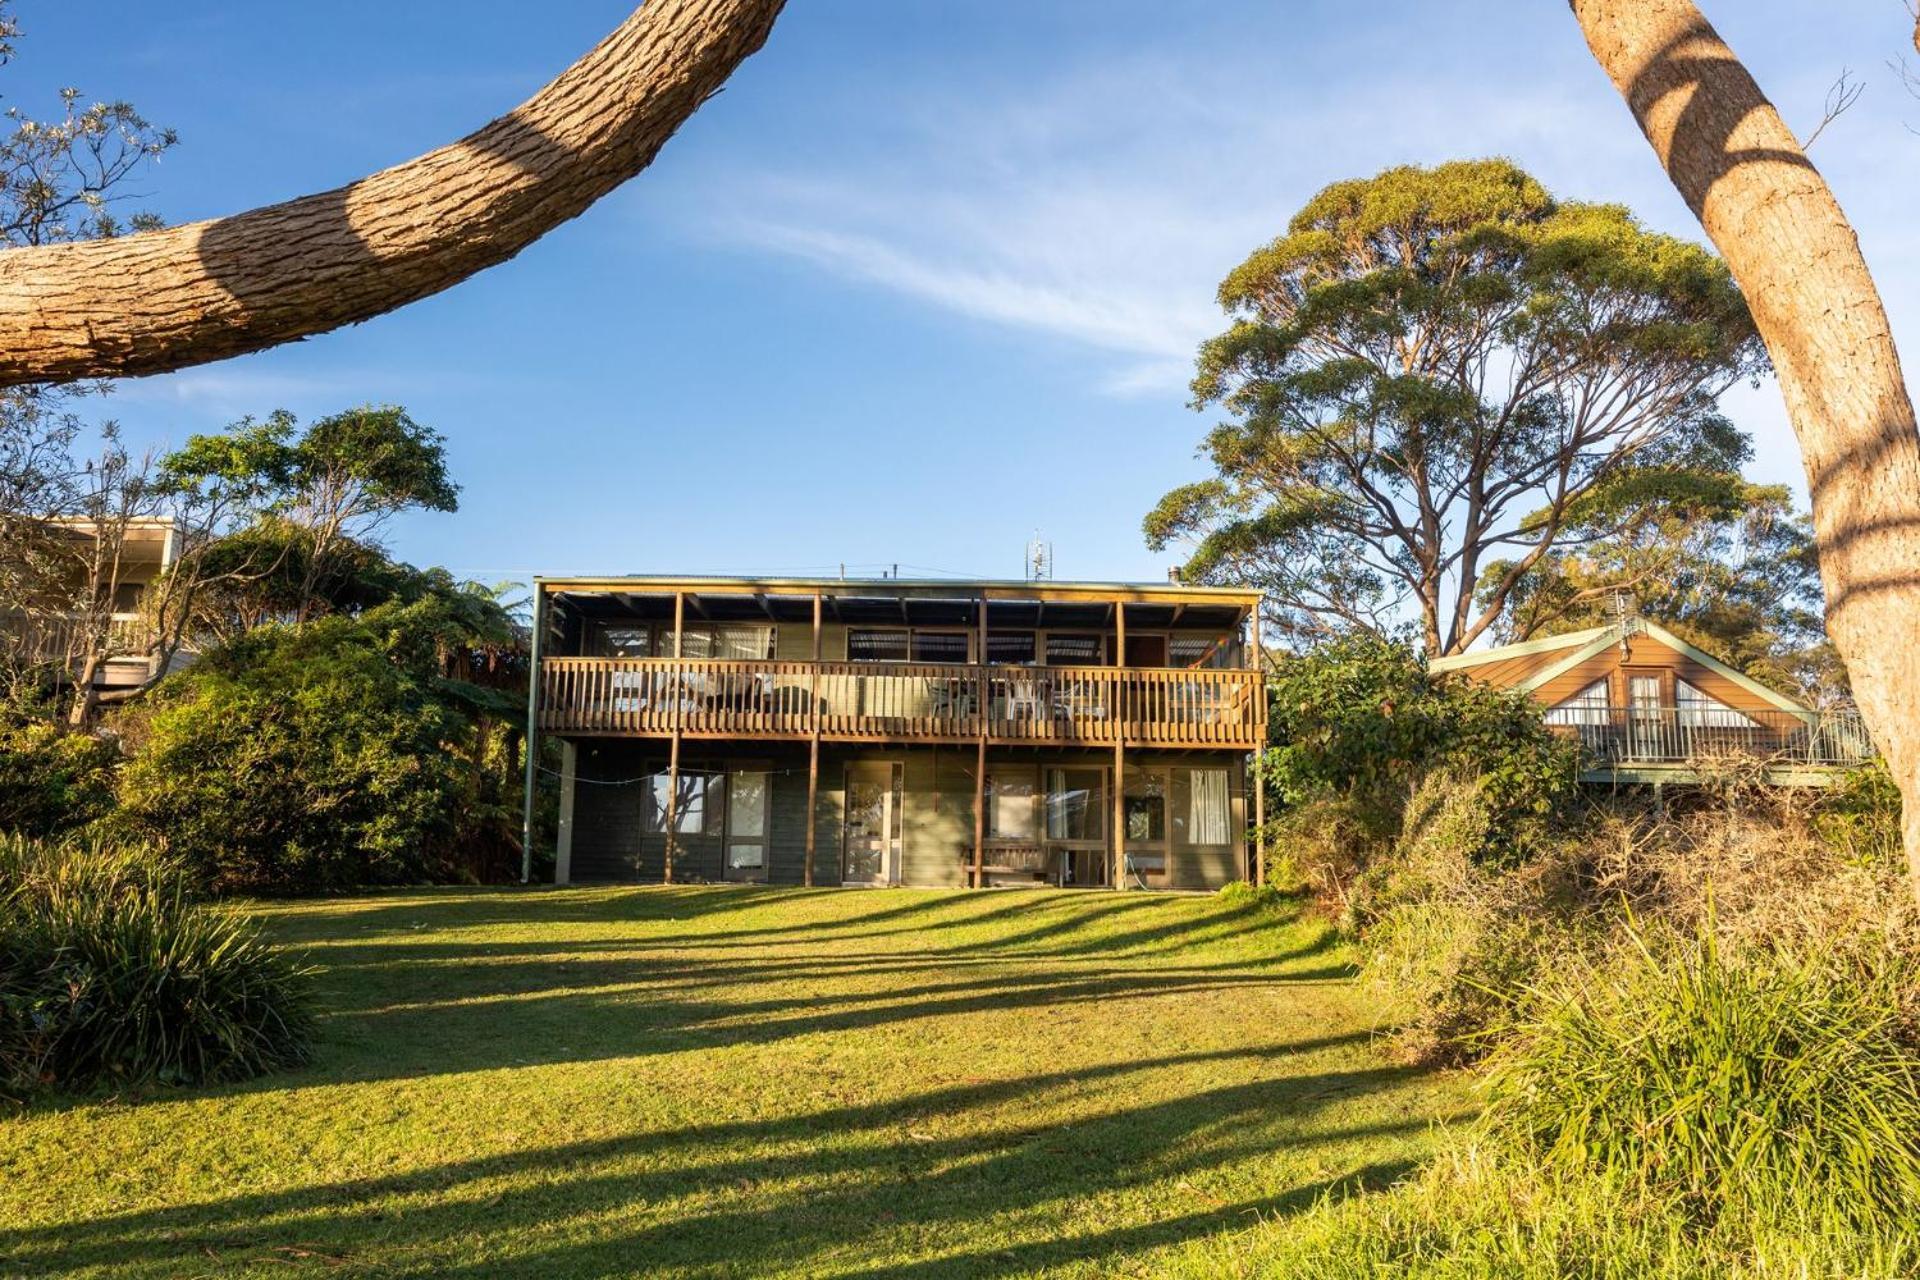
[1803,67,1864,149]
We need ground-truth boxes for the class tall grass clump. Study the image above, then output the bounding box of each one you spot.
[1485,923,1920,1237]
[1169,1139,1920,1279]
[0,833,314,1098]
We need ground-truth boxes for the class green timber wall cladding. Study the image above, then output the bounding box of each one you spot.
[565,741,1246,890]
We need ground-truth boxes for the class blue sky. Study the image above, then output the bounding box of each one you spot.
[11,1,1918,586]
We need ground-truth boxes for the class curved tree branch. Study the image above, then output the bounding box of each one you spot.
[1570,0,1920,885]
[0,0,786,386]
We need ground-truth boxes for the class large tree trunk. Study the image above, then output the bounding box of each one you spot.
[1571,0,1920,882]
[0,0,784,386]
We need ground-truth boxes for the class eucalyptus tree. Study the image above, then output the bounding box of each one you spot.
[1145,158,1766,656]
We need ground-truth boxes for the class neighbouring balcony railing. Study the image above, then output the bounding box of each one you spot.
[0,612,154,665]
[538,658,1267,748]
[1548,706,1875,768]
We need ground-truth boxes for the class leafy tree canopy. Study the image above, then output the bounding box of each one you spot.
[1482,479,1841,703]
[1146,158,1767,656]
[154,404,460,632]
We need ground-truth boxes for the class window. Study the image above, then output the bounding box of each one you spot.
[987,632,1036,665]
[591,624,652,657]
[1629,674,1662,711]
[1045,768,1105,841]
[1186,768,1230,845]
[1170,635,1228,669]
[726,771,769,873]
[850,629,968,663]
[988,767,1038,840]
[1045,633,1103,666]
[673,626,773,660]
[1545,679,1612,727]
[1128,850,1167,877]
[848,629,911,662]
[1677,679,1758,728]
[911,631,969,664]
[1124,770,1166,843]
[644,771,709,834]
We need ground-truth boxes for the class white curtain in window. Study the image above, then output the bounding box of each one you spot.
[1676,679,1757,728]
[1188,768,1229,845]
[989,770,1038,840]
[1545,679,1611,727]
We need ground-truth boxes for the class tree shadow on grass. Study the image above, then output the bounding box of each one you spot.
[4,886,1450,1276]
[191,942,1359,1094]
[265,884,1266,967]
[1,1046,1453,1278]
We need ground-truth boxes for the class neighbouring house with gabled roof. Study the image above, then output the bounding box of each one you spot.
[1428,618,1874,785]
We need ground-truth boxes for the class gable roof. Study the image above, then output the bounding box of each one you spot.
[1427,626,1609,673]
[1430,621,1811,717]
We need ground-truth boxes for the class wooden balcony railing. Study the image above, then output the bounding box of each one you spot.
[539,658,1267,748]
[1548,706,1875,768]
[1,612,154,664]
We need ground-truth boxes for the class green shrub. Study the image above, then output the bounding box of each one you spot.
[1262,635,1579,876]
[1814,759,1905,869]
[116,606,471,893]
[1486,925,1920,1235]
[1342,773,1586,1062]
[0,714,120,837]
[1363,900,1555,1065]
[0,833,313,1096]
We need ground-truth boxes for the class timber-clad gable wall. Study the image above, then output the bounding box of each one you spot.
[1492,632,1789,714]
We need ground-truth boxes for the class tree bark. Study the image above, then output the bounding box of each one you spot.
[0,0,785,386]
[1571,0,1920,882]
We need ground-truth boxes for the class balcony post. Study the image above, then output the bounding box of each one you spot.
[665,590,684,884]
[805,591,821,888]
[973,737,987,889]
[1250,601,1265,887]
[519,580,546,885]
[973,592,989,889]
[555,740,576,885]
[663,731,681,884]
[1113,600,1127,890]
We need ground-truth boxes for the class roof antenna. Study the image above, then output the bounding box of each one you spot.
[1025,532,1053,581]
[1611,589,1640,649]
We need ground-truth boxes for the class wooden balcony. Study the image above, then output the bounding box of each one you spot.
[1,612,160,686]
[1550,706,1875,773]
[539,658,1267,749]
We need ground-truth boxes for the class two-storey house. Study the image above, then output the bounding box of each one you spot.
[523,576,1267,890]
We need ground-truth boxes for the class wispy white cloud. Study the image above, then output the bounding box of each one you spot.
[104,363,489,422]
[726,219,1215,381]
[107,368,357,414]
[669,48,1667,395]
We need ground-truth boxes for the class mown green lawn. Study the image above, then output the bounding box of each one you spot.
[1,886,1468,1278]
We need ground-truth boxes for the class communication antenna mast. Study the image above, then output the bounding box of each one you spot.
[1024,532,1054,581]
[1611,589,1641,649]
